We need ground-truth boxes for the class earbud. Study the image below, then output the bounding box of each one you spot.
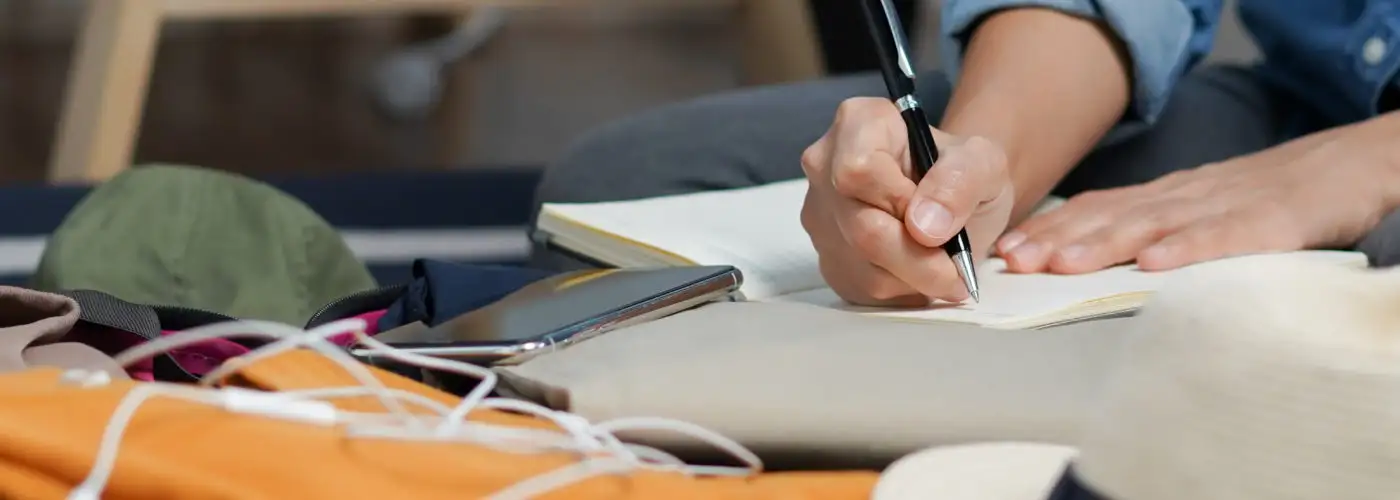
[218,388,339,426]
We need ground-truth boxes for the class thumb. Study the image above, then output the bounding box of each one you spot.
[904,136,1007,247]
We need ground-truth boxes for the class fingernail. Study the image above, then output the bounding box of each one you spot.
[999,231,1027,252]
[910,198,953,238]
[1140,245,1170,265]
[1057,245,1088,263]
[1007,242,1043,264]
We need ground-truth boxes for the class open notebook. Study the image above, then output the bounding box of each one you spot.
[535,179,1368,329]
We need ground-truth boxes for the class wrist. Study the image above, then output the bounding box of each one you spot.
[1356,112,1400,207]
[939,8,1131,223]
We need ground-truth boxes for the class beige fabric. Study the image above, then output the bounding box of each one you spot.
[874,443,1076,500]
[873,253,1400,500]
[495,301,1133,467]
[0,286,127,379]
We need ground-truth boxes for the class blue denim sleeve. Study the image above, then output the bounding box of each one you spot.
[940,0,1224,136]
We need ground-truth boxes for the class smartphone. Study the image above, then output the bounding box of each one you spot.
[351,265,742,366]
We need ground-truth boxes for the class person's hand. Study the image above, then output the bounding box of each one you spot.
[995,119,1400,274]
[800,98,1015,306]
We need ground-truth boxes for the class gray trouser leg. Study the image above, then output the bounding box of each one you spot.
[531,65,1400,269]
[532,72,926,206]
[1356,212,1400,266]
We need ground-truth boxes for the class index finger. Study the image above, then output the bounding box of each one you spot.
[827,100,918,216]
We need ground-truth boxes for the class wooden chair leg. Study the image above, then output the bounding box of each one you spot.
[49,0,163,184]
[736,0,825,86]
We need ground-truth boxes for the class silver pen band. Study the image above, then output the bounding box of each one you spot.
[896,94,920,112]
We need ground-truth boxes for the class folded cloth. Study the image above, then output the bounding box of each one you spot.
[495,301,1133,469]
[0,350,877,499]
[0,286,127,380]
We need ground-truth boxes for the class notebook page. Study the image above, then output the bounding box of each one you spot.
[770,250,1371,326]
[540,180,825,299]
[770,259,1162,325]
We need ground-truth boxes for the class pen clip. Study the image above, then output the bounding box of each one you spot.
[879,0,916,79]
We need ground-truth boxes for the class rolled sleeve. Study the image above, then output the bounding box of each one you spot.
[939,0,1223,133]
[1347,2,1400,118]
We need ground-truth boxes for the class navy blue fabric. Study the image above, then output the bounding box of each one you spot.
[1047,467,1107,500]
[270,167,541,228]
[0,167,542,233]
[376,259,554,331]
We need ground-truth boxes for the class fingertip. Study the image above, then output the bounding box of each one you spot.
[1047,245,1096,274]
[997,231,1027,254]
[1003,242,1049,273]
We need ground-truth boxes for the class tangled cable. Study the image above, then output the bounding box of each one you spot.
[65,318,762,500]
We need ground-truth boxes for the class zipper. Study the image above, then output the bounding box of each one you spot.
[61,285,408,384]
[151,305,260,348]
[303,283,407,329]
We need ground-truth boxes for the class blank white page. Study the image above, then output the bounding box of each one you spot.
[540,179,825,299]
[773,251,1370,327]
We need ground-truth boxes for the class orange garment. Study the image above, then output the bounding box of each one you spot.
[0,350,878,499]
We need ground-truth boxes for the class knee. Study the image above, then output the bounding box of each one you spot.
[1356,208,1400,267]
[534,106,697,207]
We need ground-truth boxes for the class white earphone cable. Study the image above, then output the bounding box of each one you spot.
[70,317,763,499]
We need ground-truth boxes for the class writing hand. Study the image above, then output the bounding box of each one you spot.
[800,98,1015,306]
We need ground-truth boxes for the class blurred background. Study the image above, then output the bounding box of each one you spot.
[0,0,1260,185]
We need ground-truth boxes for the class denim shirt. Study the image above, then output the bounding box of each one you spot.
[940,0,1400,131]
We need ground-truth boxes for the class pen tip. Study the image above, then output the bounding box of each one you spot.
[950,250,980,304]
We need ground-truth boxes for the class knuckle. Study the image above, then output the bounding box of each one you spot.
[1132,206,1181,230]
[1176,226,1219,249]
[924,149,968,186]
[848,228,886,262]
[1136,214,1177,239]
[833,98,876,124]
[845,213,895,261]
[831,158,878,197]
[834,98,868,123]
[800,143,825,178]
[962,136,1008,171]
[921,159,974,206]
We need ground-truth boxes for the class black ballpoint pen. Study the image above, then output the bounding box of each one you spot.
[857,0,980,303]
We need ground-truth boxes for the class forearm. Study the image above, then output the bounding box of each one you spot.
[939,8,1132,224]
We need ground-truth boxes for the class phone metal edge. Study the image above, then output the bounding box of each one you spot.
[350,267,743,364]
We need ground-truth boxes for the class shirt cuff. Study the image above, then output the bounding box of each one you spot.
[939,0,1207,136]
[1350,3,1400,117]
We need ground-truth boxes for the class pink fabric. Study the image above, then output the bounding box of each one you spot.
[126,310,388,381]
